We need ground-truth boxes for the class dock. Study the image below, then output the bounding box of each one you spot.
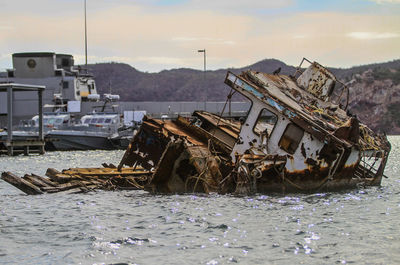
[0,83,45,156]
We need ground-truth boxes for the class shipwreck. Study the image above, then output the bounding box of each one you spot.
[1,58,391,195]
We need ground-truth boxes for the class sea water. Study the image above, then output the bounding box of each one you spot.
[0,137,399,264]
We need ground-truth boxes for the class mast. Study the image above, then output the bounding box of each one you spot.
[84,0,88,73]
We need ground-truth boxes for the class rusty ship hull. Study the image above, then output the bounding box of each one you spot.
[117,58,390,194]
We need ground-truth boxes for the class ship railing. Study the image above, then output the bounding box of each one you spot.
[354,155,382,179]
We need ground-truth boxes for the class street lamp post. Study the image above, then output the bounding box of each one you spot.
[198,49,206,110]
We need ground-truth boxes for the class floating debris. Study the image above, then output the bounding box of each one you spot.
[1,58,391,195]
[1,165,150,195]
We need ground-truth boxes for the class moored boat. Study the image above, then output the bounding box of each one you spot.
[47,111,132,150]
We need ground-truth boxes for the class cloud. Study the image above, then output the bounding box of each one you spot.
[293,35,307,39]
[172,37,236,45]
[347,32,400,39]
[74,54,135,64]
[0,26,13,31]
[186,0,294,9]
[368,0,400,3]
[172,37,199,42]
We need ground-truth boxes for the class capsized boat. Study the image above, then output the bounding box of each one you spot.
[118,58,391,194]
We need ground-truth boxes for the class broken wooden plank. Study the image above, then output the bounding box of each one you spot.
[30,173,57,187]
[23,174,53,189]
[45,168,62,181]
[48,173,76,183]
[63,166,146,174]
[40,180,96,193]
[1,172,43,195]
[69,171,151,177]
[52,181,92,192]
[102,163,117,168]
[45,168,81,183]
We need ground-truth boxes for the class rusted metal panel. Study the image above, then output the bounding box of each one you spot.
[297,62,336,101]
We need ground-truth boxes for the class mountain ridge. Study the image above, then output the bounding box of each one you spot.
[88,58,400,133]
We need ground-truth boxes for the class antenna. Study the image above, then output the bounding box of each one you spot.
[84,0,88,73]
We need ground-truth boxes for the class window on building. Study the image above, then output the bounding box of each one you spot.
[278,123,304,154]
[253,109,277,136]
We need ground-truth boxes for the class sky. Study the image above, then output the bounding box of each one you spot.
[0,0,399,72]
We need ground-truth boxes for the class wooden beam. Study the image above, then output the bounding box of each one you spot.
[1,172,43,195]
[23,174,53,189]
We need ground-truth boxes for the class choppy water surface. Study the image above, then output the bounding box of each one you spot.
[1,138,400,264]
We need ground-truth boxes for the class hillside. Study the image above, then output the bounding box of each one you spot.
[88,58,400,134]
[88,59,295,102]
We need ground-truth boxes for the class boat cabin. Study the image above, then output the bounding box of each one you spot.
[224,58,390,191]
[19,113,72,130]
[80,113,121,130]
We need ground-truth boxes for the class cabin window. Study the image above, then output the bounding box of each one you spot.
[91,118,98,124]
[253,109,277,136]
[47,118,56,125]
[105,118,112,124]
[62,58,70,67]
[63,81,69,89]
[278,123,304,154]
[84,119,91,124]
[97,118,105,123]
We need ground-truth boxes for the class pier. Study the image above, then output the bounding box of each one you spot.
[0,83,45,156]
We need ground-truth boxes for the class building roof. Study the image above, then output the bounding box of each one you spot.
[13,52,56,58]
